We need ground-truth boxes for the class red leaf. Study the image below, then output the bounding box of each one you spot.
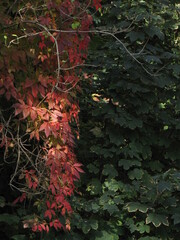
[13,196,20,205]
[14,107,23,116]
[46,225,49,233]
[93,0,102,10]
[39,122,47,131]
[66,223,71,231]
[39,15,51,26]
[46,200,51,208]
[61,207,66,216]
[32,225,38,232]
[29,180,33,188]
[30,109,37,120]
[41,54,48,62]
[74,166,84,173]
[23,108,30,119]
[33,182,38,189]
[44,210,52,220]
[0,88,5,95]
[50,36,55,43]
[51,202,57,209]
[19,193,26,202]
[32,85,38,98]
[39,85,45,97]
[45,125,51,137]
[24,79,33,88]
[39,41,46,50]
[41,224,46,231]
[38,225,42,232]
[39,122,51,137]
[51,210,55,216]
[49,184,56,195]
[53,219,62,230]
[6,91,11,100]
[35,131,40,141]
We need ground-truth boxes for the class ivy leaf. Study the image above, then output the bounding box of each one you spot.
[146,213,169,227]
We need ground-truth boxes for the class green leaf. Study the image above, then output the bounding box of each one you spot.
[103,202,119,215]
[104,179,119,192]
[136,221,150,234]
[144,55,162,64]
[171,64,180,76]
[89,219,98,230]
[172,213,180,225]
[127,31,145,42]
[71,21,80,29]
[94,230,119,240]
[118,159,141,170]
[106,126,124,146]
[139,237,159,240]
[146,213,169,227]
[102,164,118,178]
[145,26,164,40]
[0,213,20,225]
[91,202,100,212]
[128,168,144,180]
[90,127,103,137]
[157,181,171,193]
[0,196,5,207]
[87,163,99,174]
[125,202,149,213]
[87,178,102,195]
[11,235,26,240]
[82,223,91,234]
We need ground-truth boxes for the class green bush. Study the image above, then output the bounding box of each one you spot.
[67,0,180,239]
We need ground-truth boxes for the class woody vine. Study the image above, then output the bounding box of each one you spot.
[0,0,101,233]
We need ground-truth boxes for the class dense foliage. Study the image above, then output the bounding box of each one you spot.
[0,0,180,240]
[65,0,180,239]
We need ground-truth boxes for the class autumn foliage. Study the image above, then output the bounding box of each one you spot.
[0,0,101,233]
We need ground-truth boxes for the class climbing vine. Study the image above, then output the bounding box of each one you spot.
[0,0,101,234]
